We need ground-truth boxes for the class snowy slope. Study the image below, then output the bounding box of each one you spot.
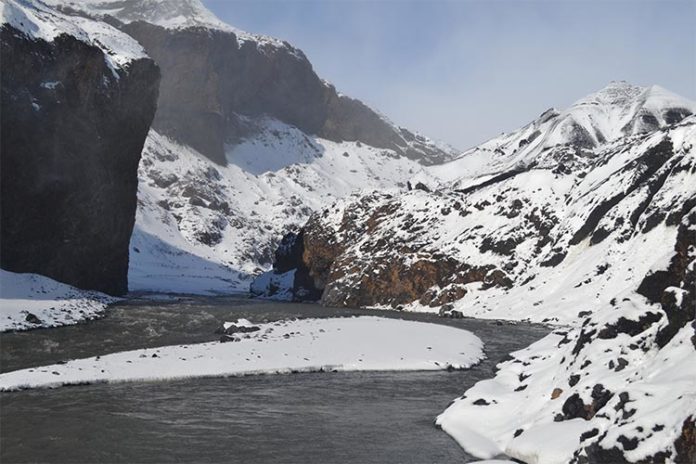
[2,0,147,73]
[52,0,233,30]
[431,81,696,185]
[46,0,287,48]
[28,0,454,294]
[130,122,438,293]
[438,298,696,463]
[0,270,116,332]
[256,114,695,320]
[437,203,696,463]
[254,84,696,462]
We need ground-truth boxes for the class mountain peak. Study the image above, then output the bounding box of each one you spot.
[49,0,228,30]
[432,81,695,182]
[559,81,695,145]
[45,0,293,49]
[572,80,645,108]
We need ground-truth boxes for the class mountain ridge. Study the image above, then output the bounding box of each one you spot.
[429,80,695,185]
[45,0,456,166]
[42,0,458,293]
[251,79,696,462]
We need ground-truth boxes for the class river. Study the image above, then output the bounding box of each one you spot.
[0,296,548,463]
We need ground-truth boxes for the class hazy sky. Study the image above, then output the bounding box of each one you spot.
[204,0,696,150]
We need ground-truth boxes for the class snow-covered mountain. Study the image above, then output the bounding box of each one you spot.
[254,82,696,462]
[53,0,240,32]
[38,0,455,294]
[131,123,437,293]
[255,81,695,310]
[431,81,696,184]
[3,2,694,460]
[48,0,454,163]
[2,0,452,303]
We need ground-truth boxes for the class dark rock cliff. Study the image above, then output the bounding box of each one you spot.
[114,21,451,165]
[0,25,160,295]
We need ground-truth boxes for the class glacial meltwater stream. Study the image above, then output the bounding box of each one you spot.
[0,297,548,463]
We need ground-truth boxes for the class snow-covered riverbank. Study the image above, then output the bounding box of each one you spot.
[0,270,117,332]
[0,316,484,391]
[437,294,696,464]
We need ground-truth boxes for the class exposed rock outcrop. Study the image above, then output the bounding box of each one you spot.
[252,190,512,306]
[638,202,696,348]
[254,85,695,321]
[0,3,160,295]
[41,0,455,294]
[253,83,696,462]
[112,20,453,165]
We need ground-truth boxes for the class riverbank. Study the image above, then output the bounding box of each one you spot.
[0,270,117,332]
[0,296,548,463]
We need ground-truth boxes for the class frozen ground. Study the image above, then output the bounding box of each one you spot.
[0,270,116,332]
[0,316,484,391]
[437,307,696,464]
[130,125,438,294]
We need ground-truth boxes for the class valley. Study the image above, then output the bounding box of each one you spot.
[1,1,694,463]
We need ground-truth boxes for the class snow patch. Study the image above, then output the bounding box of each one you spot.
[0,270,116,332]
[2,0,148,74]
[131,124,437,294]
[0,316,484,390]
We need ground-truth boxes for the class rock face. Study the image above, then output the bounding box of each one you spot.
[0,2,160,295]
[256,83,695,316]
[130,118,440,294]
[255,82,696,463]
[43,0,456,293]
[114,20,453,165]
[637,202,696,348]
[51,0,453,167]
[119,22,320,165]
[253,192,507,305]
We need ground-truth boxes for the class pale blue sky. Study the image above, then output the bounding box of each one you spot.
[204,0,696,149]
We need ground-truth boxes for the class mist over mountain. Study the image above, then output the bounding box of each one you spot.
[1,1,694,463]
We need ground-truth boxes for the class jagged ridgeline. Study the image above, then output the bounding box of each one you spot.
[255,81,696,461]
[256,81,696,317]
[55,0,453,166]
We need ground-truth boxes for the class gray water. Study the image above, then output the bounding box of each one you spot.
[0,297,548,463]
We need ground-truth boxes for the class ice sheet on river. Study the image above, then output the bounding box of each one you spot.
[0,316,484,390]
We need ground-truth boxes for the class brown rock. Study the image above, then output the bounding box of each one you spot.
[675,416,696,464]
